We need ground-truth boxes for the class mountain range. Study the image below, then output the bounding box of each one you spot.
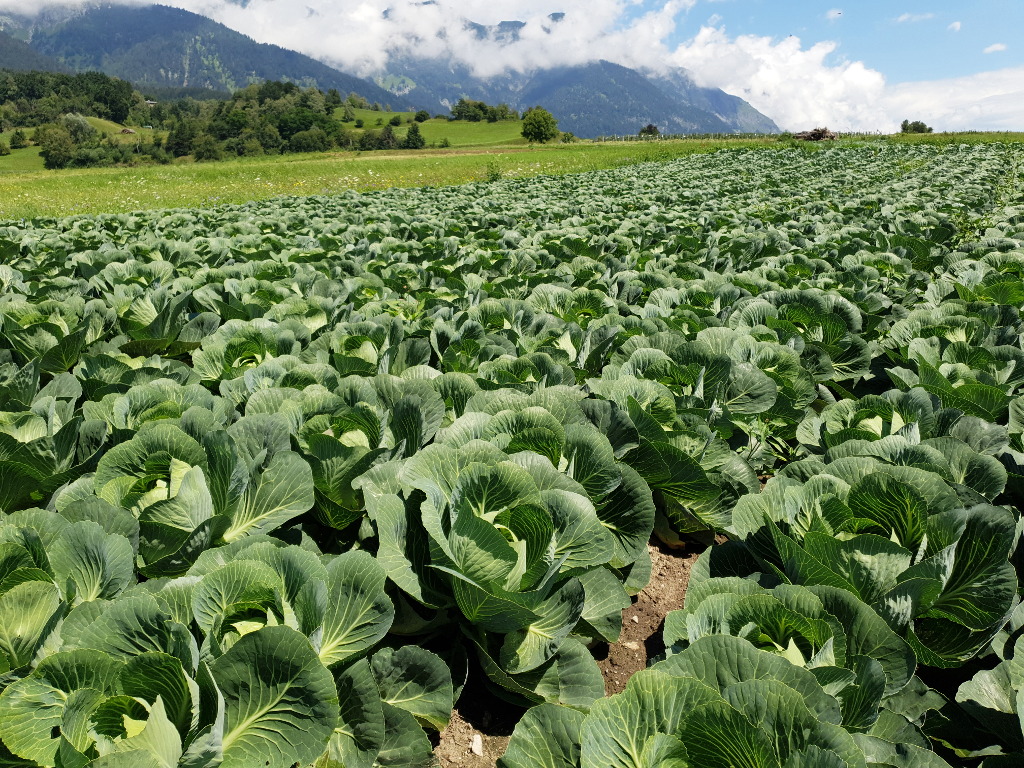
[0,3,779,137]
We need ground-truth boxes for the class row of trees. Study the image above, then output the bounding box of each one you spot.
[2,68,565,168]
[450,98,518,123]
[447,98,563,144]
[0,70,136,125]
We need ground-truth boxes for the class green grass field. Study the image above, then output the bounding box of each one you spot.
[0,120,168,175]
[338,108,527,147]
[84,117,166,145]
[0,127,44,173]
[0,138,777,220]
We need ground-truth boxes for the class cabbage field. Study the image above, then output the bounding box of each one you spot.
[0,141,1022,768]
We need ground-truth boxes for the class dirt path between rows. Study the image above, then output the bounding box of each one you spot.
[433,539,702,766]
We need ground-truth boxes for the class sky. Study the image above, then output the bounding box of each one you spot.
[2,0,1022,132]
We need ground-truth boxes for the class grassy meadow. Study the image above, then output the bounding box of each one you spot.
[0,136,777,220]
[341,107,528,147]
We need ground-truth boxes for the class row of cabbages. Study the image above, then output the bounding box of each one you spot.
[0,142,1021,767]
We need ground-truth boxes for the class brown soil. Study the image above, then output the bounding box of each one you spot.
[432,537,701,765]
[434,707,512,768]
[434,673,520,768]
[595,540,702,695]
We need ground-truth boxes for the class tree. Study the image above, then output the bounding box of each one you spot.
[402,121,425,150]
[253,121,283,153]
[166,120,198,157]
[347,92,369,109]
[487,103,518,122]
[389,115,402,126]
[377,123,399,150]
[0,137,9,157]
[9,129,27,149]
[521,106,559,143]
[287,126,331,153]
[452,98,489,122]
[191,133,222,161]
[900,119,933,134]
[39,128,76,169]
[639,123,660,137]
[358,129,380,151]
[61,113,98,145]
[414,110,430,123]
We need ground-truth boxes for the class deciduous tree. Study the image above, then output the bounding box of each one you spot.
[521,106,559,143]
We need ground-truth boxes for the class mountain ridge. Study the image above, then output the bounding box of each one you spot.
[4,3,780,137]
[4,4,401,106]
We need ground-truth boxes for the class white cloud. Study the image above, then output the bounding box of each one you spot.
[884,66,1024,131]
[984,43,1008,54]
[948,21,962,32]
[2,1,1022,135]
[668,25,889,131]
[826,9,843,21]
[895,13,934,23]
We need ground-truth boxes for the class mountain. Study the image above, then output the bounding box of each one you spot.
[369,14,779,137]
[3,3,779,138]
[517,61,734,136]
[0,28,66,72]
[372,57,780,137]
[644,69,779,134]
[4,4,400,106]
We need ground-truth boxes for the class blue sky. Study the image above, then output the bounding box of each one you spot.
[5,0,1024,132]
[677,0,1022,82]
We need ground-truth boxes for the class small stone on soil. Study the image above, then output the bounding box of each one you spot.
[470,734,483,756]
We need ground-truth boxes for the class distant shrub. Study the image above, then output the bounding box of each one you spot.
[484,160,502,182]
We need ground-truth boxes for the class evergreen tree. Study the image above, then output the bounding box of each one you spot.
[377,124,399,150]
[166,121,198,157]
[9,129,27,149]
[402,122,425,150]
